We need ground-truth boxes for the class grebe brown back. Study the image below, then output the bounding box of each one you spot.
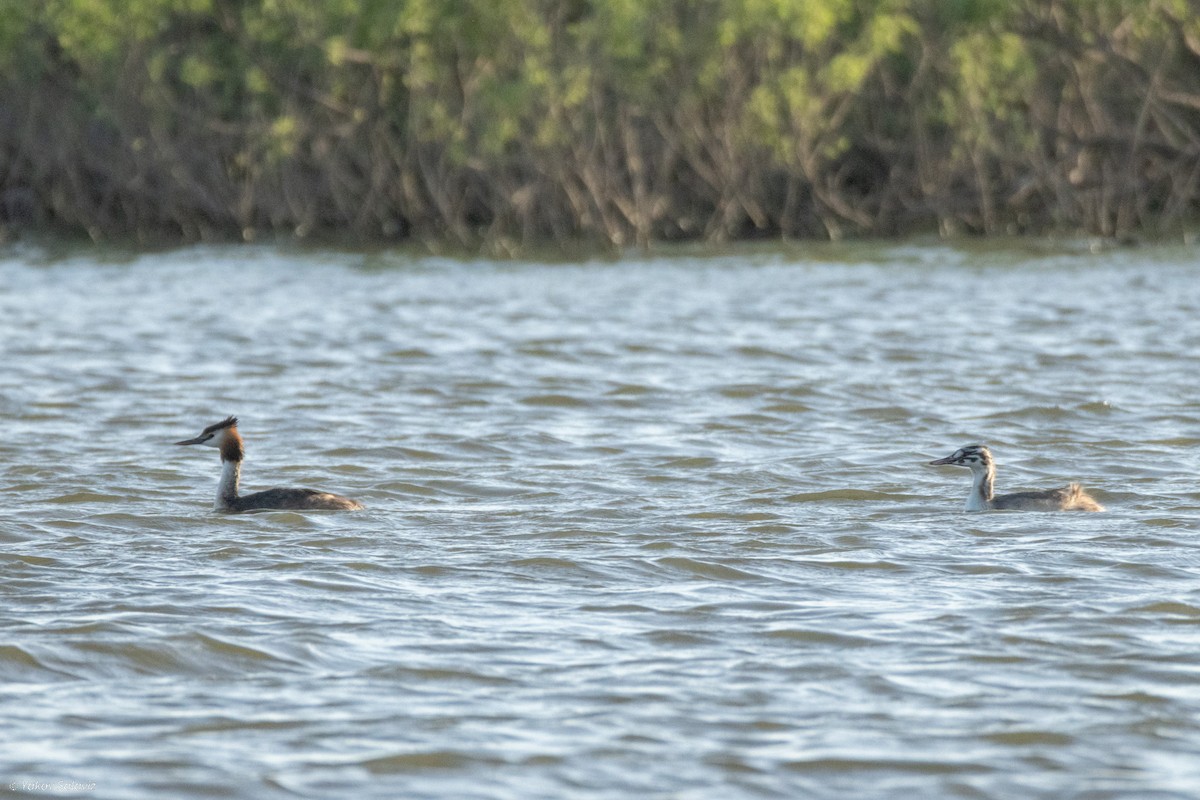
[175,416,364,512]
[929,444,1103,512]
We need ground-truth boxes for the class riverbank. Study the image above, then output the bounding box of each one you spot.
[3,1,1199,250]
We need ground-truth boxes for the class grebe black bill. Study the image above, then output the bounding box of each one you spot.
[175,416,364,512]
[929,444,1103,512]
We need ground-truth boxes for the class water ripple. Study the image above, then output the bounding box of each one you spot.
[2,244,1200,799]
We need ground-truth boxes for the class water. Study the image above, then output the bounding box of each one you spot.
[1,240,1199,799]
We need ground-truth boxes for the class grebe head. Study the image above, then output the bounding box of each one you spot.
[176,416,244,462]
[929,444,993,472]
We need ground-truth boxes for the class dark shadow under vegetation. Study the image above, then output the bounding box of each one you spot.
[3,0,1200,253]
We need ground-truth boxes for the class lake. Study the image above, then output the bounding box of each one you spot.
[1,240,1198,799]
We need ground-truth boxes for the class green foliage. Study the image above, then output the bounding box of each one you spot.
[3,0,1198,244]
[944,30,1037,144]
[44,0,213,66]
[0,1,39,72]
[737,0,918,168]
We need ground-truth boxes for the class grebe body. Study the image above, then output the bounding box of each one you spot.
[176,416,364,512]
[929,444,1102,512]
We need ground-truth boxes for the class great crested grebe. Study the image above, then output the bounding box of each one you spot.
[929,444,1103,512]
[175,416,364,512]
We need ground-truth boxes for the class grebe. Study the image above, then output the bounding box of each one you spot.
[929,444,1103,512]
[175,416,364,512]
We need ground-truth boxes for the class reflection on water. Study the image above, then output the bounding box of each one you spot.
[1,241,1199,799]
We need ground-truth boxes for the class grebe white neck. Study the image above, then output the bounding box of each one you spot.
[965,465,993,511]
[216,458,242,511]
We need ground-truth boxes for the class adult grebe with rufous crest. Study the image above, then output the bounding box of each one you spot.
[176,416,364,512]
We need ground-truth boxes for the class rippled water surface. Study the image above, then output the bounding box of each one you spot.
[2,241,1199,799]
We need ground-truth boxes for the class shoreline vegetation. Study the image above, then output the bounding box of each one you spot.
[3,1,1200,252]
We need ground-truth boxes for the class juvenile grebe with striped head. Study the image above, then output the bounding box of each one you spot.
[929,444,1103,512]
[176,416,364,512]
